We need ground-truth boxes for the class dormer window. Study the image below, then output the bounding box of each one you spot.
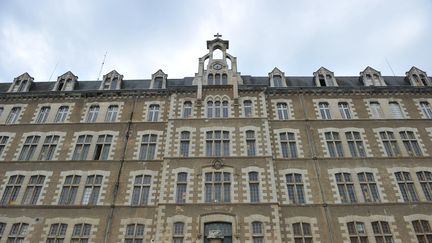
[274,75,283,87]
[208,73,228,85]
[269,67,287,87]
[8,73,33,93]
[406,67,431,87]
[360,66,386,86]
[53,71,78,91]
[314,67,337,87]
[150,70,167,89]
[100,70,123,90]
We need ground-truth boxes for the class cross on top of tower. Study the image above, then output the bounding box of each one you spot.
[214,33,222,38]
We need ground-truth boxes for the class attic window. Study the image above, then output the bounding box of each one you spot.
[419,74,428,86]
[274,75,283,87]
[319,75,326,86]
[57,79,65,91]
[111,78,119,90]
[154,77,163,89]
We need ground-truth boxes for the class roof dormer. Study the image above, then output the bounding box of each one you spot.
[313,67,337,87]
[268,67,287,87]
[150,69,167,89]
[8,72,33,93]
[53,71,78,91]
[360,66,386,86]
[406,66,431,87]
[100,70,123,90]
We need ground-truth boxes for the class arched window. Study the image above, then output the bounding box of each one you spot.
[215,74,221,85]
[338,102,351,119]
[173,222,185,243]
[125,224,145,242]
[279,132,298,158]
[105,105,119,122]
[213,48,223,59]
[251,221,264,242]
[246,130,256,156]
[176,173,188,203]
[208,74,214,85]
[207,101,214,118]
[293,222,312,242]
[180,131,190,157]
[131,174,152,205]
[412,220,432,242]
[277,103,288,120]
[183,101,193,118]
[420,101,432,119]
[335,173,356,203]
[273,75,283,87]
[248,172,260,202]
[139,134,158,160]
[110,77,118,90]
[0,175,25,205]
[285,173,305,204]
[148,104,160,122]
[71,223,91,242]
[86,105,100,122]
[243,100,253,117]
[57,79,65,91]
[204,171,231,202]
[325,132,343,157]
[347,221,368,242]
[222,74,228,84]
[319,75,326,86]
[372,221,393,243]
[388,102,403,119]
[318,102,331,119]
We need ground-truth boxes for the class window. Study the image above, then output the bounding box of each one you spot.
[131,174,151,206]
[59,175,81,205]
[207,100,229,118]
[82,174,103,205]
[347,221,368,243]
[292,222,313,243]
[285,173,305,204]
[204,171,231,203]
[0,136,10,157]
[180,131,190,157]
[318,75,326,87]
[22,175,45,205]
[173,222,184,243]
[318,102,331,119]
[39,135,59,160]
[154,77,163,89]
[139,134,157,160]
[279,132,298,158]
[251,221,264,243]
[0,222,4,240]
[93,135,113,160]
[85,105,99,122]
[335,173,357,203]
[399,131,422,156]
[72,135,93,160]
[71,223,91,242]
[395,172,418,202]
[0,107,3,117]
[244,100,253,117]
[147,104,160,122]
[389,102,404,119]
[105,105,118,122]
[346,132,366,158]
[176,172,187,203]
[36,106,50,123]
[183,101,192,118]
[273,75,283,87]
[125,223,145,243]
[54,106,69,123]
[6,107,21,124]
[370,102,384,118]
[277,103,289,120]
[8,223,29,242]
[412,220,432,243]
[18,136,40,160]
[325,132,344,157]
[357,172,380,202]
[0,175,24,205]
[206,131,230,156]
[338,102,352,119]
[47,223,67,243]
[420,102,432,119]
[249,172,260,203]
[372,221,393,243]
[417,171,432,201]
[246,130,256,156]
[379,131,400,157]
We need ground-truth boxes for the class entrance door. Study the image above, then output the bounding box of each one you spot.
[204,222,232,243]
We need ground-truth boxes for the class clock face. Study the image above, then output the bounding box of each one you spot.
[213,63,223,70]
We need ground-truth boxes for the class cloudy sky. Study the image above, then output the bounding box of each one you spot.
[0,0,431,82]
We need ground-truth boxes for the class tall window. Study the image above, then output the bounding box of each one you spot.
[72,135,93,160]
[325,132,344,157]
[7,223,29,242]
[54,106,69,123]
[6,107,21,124]
[125,224,145,243]
[279,132,298,158]
[318,102,331,119]
[86,105,99,122]
[244,100,253,117]
[0,136,10,157]
[39,135,59,160]
[222,101,229,117]
[338,102,352,119]
[131,175,151,206]
[412,220,432,243]
[82,174,103,205]
[399,131,422,156]
[420,101,432,119]
[372,221,393,243]
[94,134,112,160]
[277,103,289,120]
[105,105,118,122]
[0,107,3,117]
[292,222,313,243]
[273,75,283,87]
[357,172,380,202]
[36,106,50,123]
[207,100,229,118]
[173,222,185,243]
[183,101,192,118]
[285,173,305,204]
[379,131,400,157]
[19,136,40,160]
[251,221,264,243]
[417,171,432,201]
[370,102,384,118]
[335,173,356,203]
[0,222,5,240]
[204,171,231,203]
[176,172,187,203]
[59,175,81,205]
[246,130,256,156]
[0,175,24,205]
[22,175,45,205]
[206,131,230,156]
[346,132,366,158]
[389,102,404,118]
[395,172,418,202]
[249,172,260,203]
[47,223,68,243]
[139,134,157,160]
[347,221,368,243]
[71,223,91,242]
[180,131,190,157]
[147,104,160,122]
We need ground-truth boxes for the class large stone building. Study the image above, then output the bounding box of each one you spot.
[0,36,431,243]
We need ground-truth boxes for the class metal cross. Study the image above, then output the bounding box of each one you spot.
[214,33,222,38]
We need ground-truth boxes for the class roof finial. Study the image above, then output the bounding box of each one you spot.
[214,33,222,38]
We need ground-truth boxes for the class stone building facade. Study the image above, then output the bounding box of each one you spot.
[0,36,431,243]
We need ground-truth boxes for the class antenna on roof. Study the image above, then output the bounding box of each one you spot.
[48,61,59,81]
[97,51,108,81]
[385,58,396,76]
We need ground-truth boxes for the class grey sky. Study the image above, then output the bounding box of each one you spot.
[0,0,431,82]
